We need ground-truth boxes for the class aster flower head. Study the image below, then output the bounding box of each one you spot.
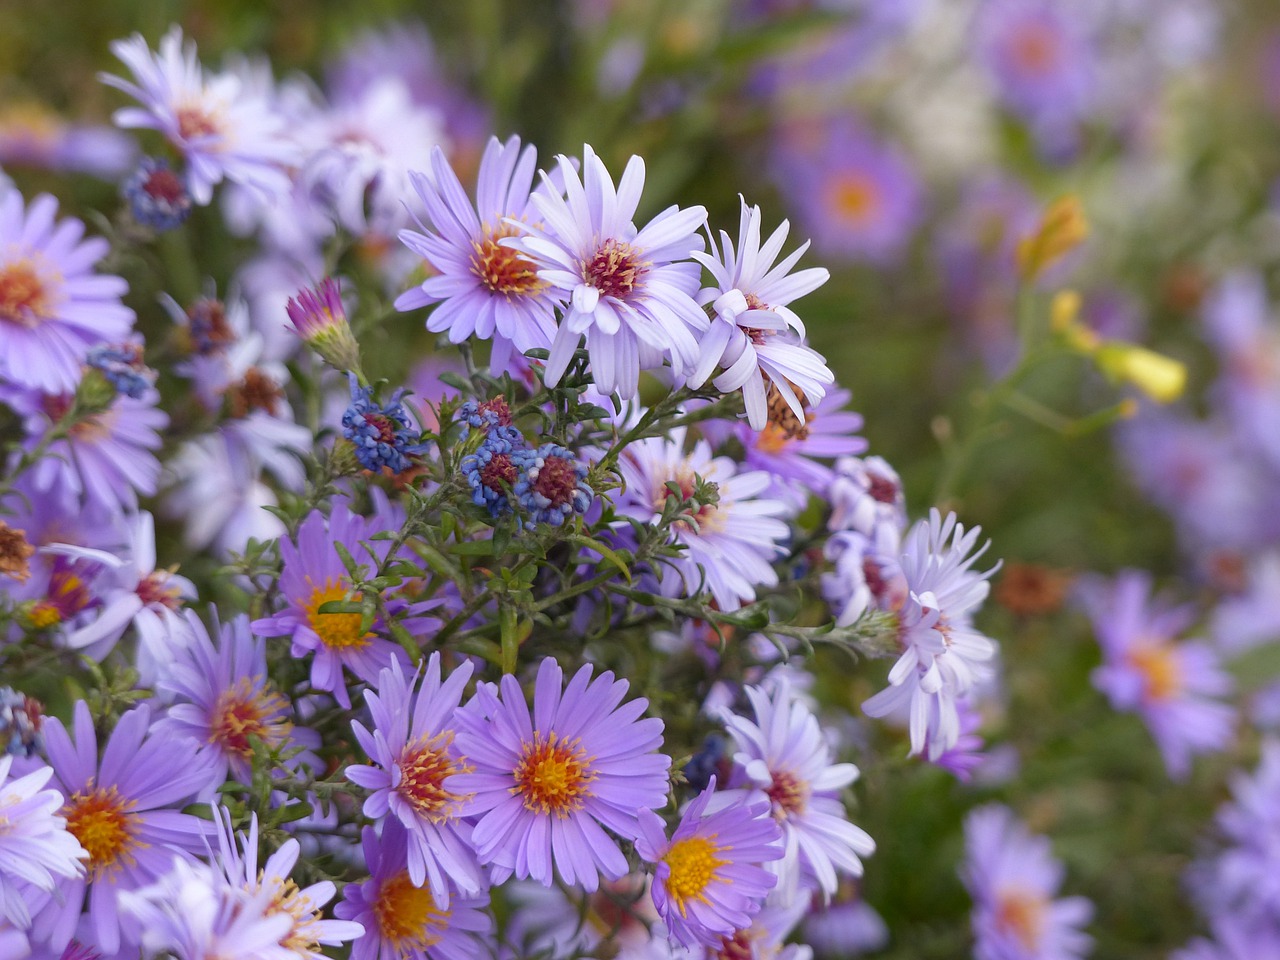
[456,396,513,433]
[343,374,430,475]
[0,102,135,178]
[0,754,87,930]
[101,26,297,204]
[0,687,43,758]
[346,654,484,905]
[614,427,792,612]
[828,455,907,538]
[513,442,594,527]
[460,425,528,518]
[863,509,1001,760]
[336,819,494,960]
[251,501,421,709]
[0,190,136,393]
[688,199,834,429]
[395,137,560,375]
[822,526,908,627]
[962,804,1094,960]
[85,341,156,399]
[35,701,217,955]
[448,657,672,891]
[286,277,361,372]
[721,678,875,901]
[122,156,192,230]
[507,144,710,398]
[636,780,782,948]
[1077,570,1234,780]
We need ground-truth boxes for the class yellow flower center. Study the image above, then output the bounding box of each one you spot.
[0,258,55,327]
[63,785,140,878]
[828,173,882,226]
[374,869,451,951]
[512,732,596,817]
[1128,641,1182,702]
[262,875,324,956]
[995,889,1047,951]
[210,677,290,758]
[472,223,545,297]
[398,732,470,822]
[303,578,373,650]
[662,835,727,916]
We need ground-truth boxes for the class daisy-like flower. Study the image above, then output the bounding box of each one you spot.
[721,678,875,901]
[0,101,135,178]
[101,26,297,204]
[396,137,559,375]
[1077,570,1234,780]
[156,610,302,787]
[512,443,594,527]
[862,509,1001,760]
[0,190,136,394]
[827,455,907,538]
[215,809,365,959]
[346,654,484,905]
[336,819,494,960]
[0,755,87,930]
[119,857,295,960]
[636,780,782,948]
[448,657,672,891]
[614,427,791,611]
[252,502,420,709]
[508,144,709,398]
[7,382,167,517]
[34,702,217,956]
[688,200,833,429]
[962,804,1094,960]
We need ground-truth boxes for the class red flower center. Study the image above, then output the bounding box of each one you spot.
[585,239,646,300]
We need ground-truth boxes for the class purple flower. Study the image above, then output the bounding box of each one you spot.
[721,678,875,900]
[962,804,1094,960]
[101,27,297,204]
[0,190,136,394]
[828,455,907,538]
[252,502,418,709]
[688,200,833,429]
[448,657,671,891]
[513,443,594,526]
[343,375,429,475]
[863,510,1001,760]
[395,137,560,374]
[772,119,923,266]
[336,819,494,960]
[822,527,908,628]
[614,427,792,612]
[346,654,484,905]
[122,157,193,231]
[33,702,217,956]
[1077,570,1234,780]
[460,425,527,518]
[0,104,135,178]
[636,781,782,948]
[508,144,709,398]
[0,755,87,929]
[1173,919,1280,960]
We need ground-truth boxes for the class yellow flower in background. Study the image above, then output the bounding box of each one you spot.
[1095,343,1188,404]
[1018,196,1089,281]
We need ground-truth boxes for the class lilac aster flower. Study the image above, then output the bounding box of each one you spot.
[1173,919,1280,960]
[772,119,924,266]
[346,654,484,905]
[343,374,430,475]
[508,144,710,398]
[0,103,134,178]
[101,26,297,204]
[687,200,833,429]
[122,157,193,231]
[336,819,494,960]
[513,443,594,526]
[822,527,907,628]
[0,755,87,929]
[614,427,792,611]
[215,810,365,958]
[1076,570,1234,780]
[828,455,907,538]
[863,510,1001,760]
[395,137,560,374]
[721,678,875,902]
[252,502,418,709]
[156,610,302,787]
[962,804,1094,960]
[0,190,136,393]
[636,781,782,948]
[7,383,167,517]
[33,702,217,956]
[119,857,295,960]
[448,657,672,891]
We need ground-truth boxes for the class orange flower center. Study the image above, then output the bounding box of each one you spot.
[1128,641,1182,702]
[374,869,451,951]
[397,732,470,822]
[472,224,544,297]
[995,889,1047,951]
[63,785,140,878]
[662,835,727,916]
[0,259,54,327]
[512,732,596,817]
[176,103,222,142]
[828,173,882,226]
[1009,21,1061,75]
[303,578,373,650]
[210,677,290,757]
